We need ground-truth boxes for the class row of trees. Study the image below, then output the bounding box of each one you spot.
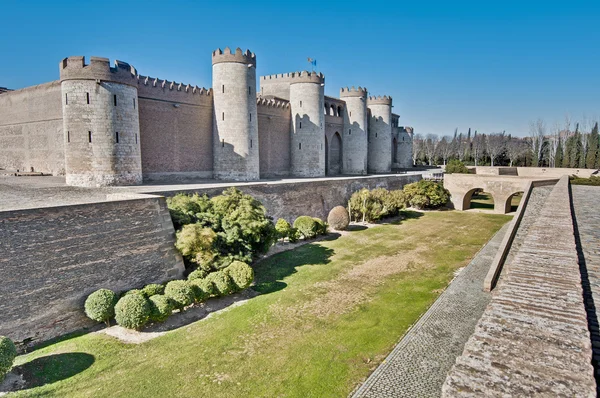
[413,117,600,169]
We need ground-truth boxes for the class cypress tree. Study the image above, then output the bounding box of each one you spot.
[555,139,563,169]
[586,122,599,168]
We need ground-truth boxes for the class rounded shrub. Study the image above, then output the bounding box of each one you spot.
[293,216,318,239]
[123,289,144,297]
[312,218,328,236]
[114,294,151,330]
[205,271,235,296]
[445,159,470,174]
[225,261,254,291]
[403,180,450,209]
[84,289,118,326]
[141,284,164,298]
[187,268,208,281]
[275,218,292,241]
[327,206,349,231]
[190,278,217,299]
[164,280,196,310]
[0,336,17,383]
[148,295,173,323]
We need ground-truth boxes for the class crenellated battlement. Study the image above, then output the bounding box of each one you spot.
[137,75,211,96]
[212,47,256,66]
[367,95,392,105]
[340,86,367,98]
[261,71,325,85]
[257,97,290,109]
[59,56,138,87]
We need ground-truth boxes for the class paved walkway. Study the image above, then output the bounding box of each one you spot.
[572,185,600,394]
[352,187,552,398]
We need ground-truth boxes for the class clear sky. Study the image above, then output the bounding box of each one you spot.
[2,0,599,136]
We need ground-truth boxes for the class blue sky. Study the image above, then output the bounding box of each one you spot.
[2,0,599,136]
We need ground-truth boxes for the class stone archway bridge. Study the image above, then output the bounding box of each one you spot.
[444,174,559,213]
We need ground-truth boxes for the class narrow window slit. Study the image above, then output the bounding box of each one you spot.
[113,95,117,106]
[88,131,92,143]
[86,92,90,104]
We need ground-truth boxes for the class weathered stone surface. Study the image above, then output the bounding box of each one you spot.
[442,177,596,397]
[0,196,184,346]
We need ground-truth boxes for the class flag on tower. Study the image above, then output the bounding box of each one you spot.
[307,57,317,70]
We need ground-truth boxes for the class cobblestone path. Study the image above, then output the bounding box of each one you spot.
[572,185,600,394]
[352,187,552,398]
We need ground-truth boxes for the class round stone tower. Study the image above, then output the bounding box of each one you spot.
[340,86,368,175]
[60,56,142,187]
[367,95,393,173]
[212,47,259,181]
[289,71,325,177]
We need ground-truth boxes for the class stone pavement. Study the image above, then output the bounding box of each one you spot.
[572,185,600,394]
[352,186,552,398]
[442,177,596,397]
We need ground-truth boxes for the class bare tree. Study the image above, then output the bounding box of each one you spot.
[506,137,527,167]
[472,131,486,166]
[412,134,424,165]
[528,119,546,166]
[423,134,439,166]
[580,115,591,168]
[486,133,506,166]
[438,136,453,165]
[548,121,562,167]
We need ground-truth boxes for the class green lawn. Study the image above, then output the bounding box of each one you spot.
[470,191,522,212]
[10,211,510,398]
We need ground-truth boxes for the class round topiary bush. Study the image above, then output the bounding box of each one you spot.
[293,216,318,239]
[123,289,144,297]
[164,280,196,310]
[205,271,235,296]
[141,284,164,298]
[0,336,17,383]
[225,261,254,291]
[190,278,217,299]
[114,294,151,330]
[327,206,350,231]
[187,268,208,281]
[148,295,173,323]
[84,289,118,326]
[275,218,292,241]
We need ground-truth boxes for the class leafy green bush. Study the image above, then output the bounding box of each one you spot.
[570,175,600,186]
[0,336,17,383]
[187,268,208,281]
[225,261,254,291]
[403,180,450,209]
[312,218,328,236]
[445,159,470,174]
[327,206,350,230]
[205,271,235,296]
[275,218,292,241]
[123,289,143,297]
[175,224,218,270]
[114,294,151,330]
[348,188,406,222]
[170,188,275,270]
[84,289,118,326]
[148,295,173,323]
[141,284,164,298]
[189,278,217,299]
[164,280,196,310]
[288,228,300,243]
[293,216,318,239]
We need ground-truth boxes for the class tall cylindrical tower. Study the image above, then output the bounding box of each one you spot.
[367,96,393,173]
[60,56,142,187]
[340,86,368,175]
[289,71,325,177]
[212,47,259,181]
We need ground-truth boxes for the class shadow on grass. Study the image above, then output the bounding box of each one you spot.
[14,353,94,390]
[252,243,335,295]
[388,210,424,224]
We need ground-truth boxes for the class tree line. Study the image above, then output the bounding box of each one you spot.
[412,117,600,169]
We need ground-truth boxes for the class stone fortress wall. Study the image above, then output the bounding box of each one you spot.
[0,47,413,186]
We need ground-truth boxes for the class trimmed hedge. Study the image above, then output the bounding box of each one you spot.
[187,269,208,281]
[84,289,118,326]
[114,294,151,330]
[164,280,196,310]
[0,336,17,383]
[225,261,254,291]
[148,295,173,323]
[205,271,235,296]
[293,216,318,239]
[190,278,217,299]
[312,218,328,236]
[327,206,349,230]
[141,284,164,298]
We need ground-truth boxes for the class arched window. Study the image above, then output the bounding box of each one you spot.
[337,106,342,117]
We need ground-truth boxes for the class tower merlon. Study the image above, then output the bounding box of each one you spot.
[340,86,368,98]
[212,47,256,66]
[59,56,138,87]
[137,75,212,96]
[367,95,392,105]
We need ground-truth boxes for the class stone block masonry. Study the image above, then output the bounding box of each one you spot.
[0,196,184,346]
